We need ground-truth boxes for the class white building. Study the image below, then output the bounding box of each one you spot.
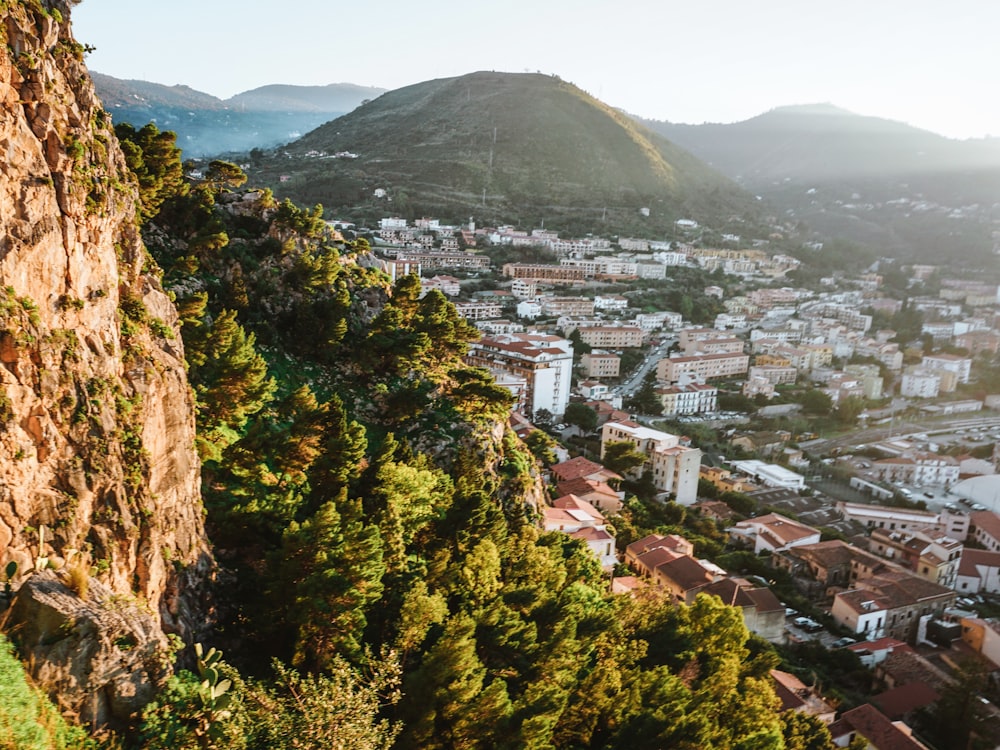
[732,460,806,490]
[516,300,543,320]
[900,367,941,399]
[921,354,972,384]
[835,502,970,540]
[728,513,821,554]
[467,333,574,418]
[600,421,702,504]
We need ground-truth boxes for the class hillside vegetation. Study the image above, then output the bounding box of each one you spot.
[73,124,835,749]
[254,71,760,236]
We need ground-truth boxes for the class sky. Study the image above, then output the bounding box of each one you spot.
[72,0,998,140]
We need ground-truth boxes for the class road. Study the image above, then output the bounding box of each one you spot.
[614,338,676,399]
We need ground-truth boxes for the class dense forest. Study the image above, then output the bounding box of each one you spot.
[4,121,839,749]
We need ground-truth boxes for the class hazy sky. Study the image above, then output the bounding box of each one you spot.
[72,0,998,140]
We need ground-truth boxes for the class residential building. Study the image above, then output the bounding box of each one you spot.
[900,367,940,399]
[397,250,491,270]
[550,456,622,487]
[678,327,734,350]
[836,502,970,540]
[655,383,718,416]
[575,323,645,349]
[747,364,797,386]
[969,511,1000,553]
[657,352,750,383]
[844,363,885,400]
[454,300,503,321]
[516,299,543,320]
[501,263,586,284]
[863,528,963,588]
[682,337,746,356]
[580,350,620,379]
[476,319,524,336]
[541,494,617,569]
[539,296,595,317]
[625,533,694,571]
[827,704,930,750]
[593,294,629,312]
[421,274,461,296]
[956,330,1000,355]
[701,579,786,642]
[771,539,860,591]
[634,311,683,332]
[467,333,574,417]
[769,670,837,724]
[577,380,610,401]
[958,617,1000,668]
[955,549,1000,594]
[555,477,623,514]
[921,353,971,384]
[831,570,956,641]
[699,466,753,494]
[600,421,702,504]
[869,453,960,488]
[727,513,821,554]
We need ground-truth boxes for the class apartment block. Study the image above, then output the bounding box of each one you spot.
[600,421,702,504]
[580,350,621,379]
[657,352,749,383]
[467,333,574,417]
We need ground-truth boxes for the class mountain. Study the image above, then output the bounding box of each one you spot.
[642,105,1000,261]
[259,71,762,235]
[228,82,382,112]
[91,73,384,158]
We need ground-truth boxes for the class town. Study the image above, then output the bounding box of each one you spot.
[339,209,1000,748]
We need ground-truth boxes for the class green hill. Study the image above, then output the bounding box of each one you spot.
[259,71,760,233]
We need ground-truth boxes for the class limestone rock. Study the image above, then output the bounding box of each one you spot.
[0,0,211,691]
[6,571,173,727]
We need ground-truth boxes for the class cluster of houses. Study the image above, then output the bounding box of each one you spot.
[534,439,1000,747]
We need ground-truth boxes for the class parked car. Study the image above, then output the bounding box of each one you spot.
[831,637,857,648]
[793,617,823,632]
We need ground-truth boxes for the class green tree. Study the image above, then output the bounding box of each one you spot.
[602,440,648,476]
[187,309,276,461]
[835,396,865,425]
[780,710,835,750]
[564,402,599,432]
[798,389,832,416]
[275,496,385,668]
[244,657,401,750]
[524,429,558,466]
[203,160,248,192]
[628,371,662,414]
[115,121,188,224]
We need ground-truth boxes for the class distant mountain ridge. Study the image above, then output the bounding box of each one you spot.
[645,104,1000,189]
[91,72,385,157]
[642,104,1000,261]
[260,71,761,234]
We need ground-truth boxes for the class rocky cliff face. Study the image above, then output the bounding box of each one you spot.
[0,1,209,637]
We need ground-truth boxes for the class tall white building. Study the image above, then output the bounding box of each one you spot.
[467,333,574,418]
[600,421,702,504]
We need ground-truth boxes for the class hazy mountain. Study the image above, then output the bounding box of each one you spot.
[228,83,384,112]
[91,73,384,158]
[642,105,1000,261]
[259,71,761,235]
[645,104,1000,191]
